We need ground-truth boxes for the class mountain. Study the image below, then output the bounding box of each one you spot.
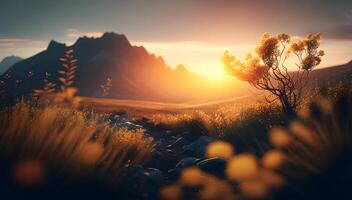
[0,56,22,75]
[308,60,352,85]
[0,32,248,104]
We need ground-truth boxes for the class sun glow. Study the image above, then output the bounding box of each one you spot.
[132,41,253,80]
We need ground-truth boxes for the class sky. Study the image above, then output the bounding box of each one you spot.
[0,0,351,79]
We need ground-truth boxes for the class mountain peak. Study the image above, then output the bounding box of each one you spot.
[101,32,131,46]
[175,64,188,73]
[73,32,131,49]
[47,40,66,51]
[1,55,22,62]
[0,55,23,75]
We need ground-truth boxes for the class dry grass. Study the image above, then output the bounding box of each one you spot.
[160,84,352,200]
[150,102,284,137]
[149,101,285,157]
[0,100,154,189]
[78,95,254,117]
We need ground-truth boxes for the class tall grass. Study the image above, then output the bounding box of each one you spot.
[0,100,154,198]
[150,102,284,155]
[160,83,352,200]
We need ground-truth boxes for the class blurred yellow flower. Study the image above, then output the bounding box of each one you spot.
[206,141,234,160]
[226,154,259,181]
[269,127,292,148]
[258,170,286,189]
[239,179,269,199]
[160,184,182,200]
[199,177,235,200]
[261,150,286,170]
[180,167,204,187]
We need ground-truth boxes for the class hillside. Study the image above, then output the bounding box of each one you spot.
[309,60,352,85]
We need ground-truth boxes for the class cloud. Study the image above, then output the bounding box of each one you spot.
[323,9,352,40]
[67,28,103,38]
[345,8,352,24]
[324,24,352,40]
[0,38,45,46]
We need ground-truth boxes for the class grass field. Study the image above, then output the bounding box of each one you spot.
[79,95,255,117]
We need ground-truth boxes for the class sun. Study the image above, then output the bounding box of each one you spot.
[186,61,229,81]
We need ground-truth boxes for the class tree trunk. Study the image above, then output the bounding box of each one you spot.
[280,96,295,117]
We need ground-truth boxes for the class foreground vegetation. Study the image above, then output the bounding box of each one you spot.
[159,82,352,200]
[0,100,153,199]
[0,81,351,200]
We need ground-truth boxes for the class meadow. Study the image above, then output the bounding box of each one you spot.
[1,32,351,200]
[1,79,350,200]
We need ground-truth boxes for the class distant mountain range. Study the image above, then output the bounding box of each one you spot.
[0,32,247,104]
[0,56,22,75]
[1,32,351,105]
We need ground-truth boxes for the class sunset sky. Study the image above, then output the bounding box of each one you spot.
[1,0,352,79]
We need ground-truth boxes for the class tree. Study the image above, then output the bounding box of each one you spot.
[222,33,325,115]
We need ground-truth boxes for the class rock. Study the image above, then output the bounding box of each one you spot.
[153,139,165,151]
[167,137,187,149]
[175,157,200,168]
[168,157,200,180]
[144,168,163,182]
[182,136,214,157]
[145,148,182,171]
[196,157,227,178]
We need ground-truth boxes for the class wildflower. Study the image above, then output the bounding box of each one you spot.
[180,167,204,187]
[261,150,286,170]
[198,176,235,200]
[239,179,269,199]
[269,127,293,148]
[206,141,234,160]
[160,184,182,200]
[226,154,259,181]
[258,170,285,189]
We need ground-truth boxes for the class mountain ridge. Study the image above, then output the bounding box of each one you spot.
[1,32,239,104]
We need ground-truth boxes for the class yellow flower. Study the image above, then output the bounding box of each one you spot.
[160,184,182,200]
[269,127,292,148]
[180,167,204,187]
[226,154,259,181]
[262,150,286,170]
[239,179,269,199]
[206,141,234,160]
[258,170,286,189]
